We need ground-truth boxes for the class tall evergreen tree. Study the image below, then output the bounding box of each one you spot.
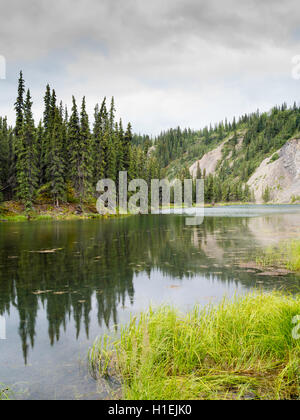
[105,128,117,181]
[41,84,52,184]
[48,108,66,205]
[123,122,133,172]
[36,121,44,186]
[43,84,51,131]
[68,96,81,192]
[14,71,25,137]
[78,97,93,199]
[109,96,115,132]
[16,90,38,211]
[10,71,26,197]
[0,118,9,201]
[116,119,125,172]
[93,102,106,183]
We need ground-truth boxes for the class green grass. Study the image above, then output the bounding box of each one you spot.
[291,195,300,204]
[89,292,300,400]
[0,200,130,222]
[0,210,126,222]
[0,385,12,400]
[257,240,300,272]
[268,153,280,164]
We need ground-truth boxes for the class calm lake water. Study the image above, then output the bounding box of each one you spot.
[0,205,300,399]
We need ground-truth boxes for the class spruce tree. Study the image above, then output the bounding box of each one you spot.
[105,129,117,181]
[68,96,81,193]
[36,121,44,186]
[0,118,10,202]
[128,146,138,181]
[14,71,25,137]
[11,71,25,197]
[16,90,38,211]
[50,89,57,127]
[109,97,115,133]
[116,119,125,172]
[78,97,93,199]
[0,118,9,196]
[41,84,52,184]
[93,103,106,184]
[48,108,66,205]
[43,84,51,131]
[123,123,133,172]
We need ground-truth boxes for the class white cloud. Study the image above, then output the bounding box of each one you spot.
[1,0,300,133]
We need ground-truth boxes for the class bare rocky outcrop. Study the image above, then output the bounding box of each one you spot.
[189,140,225,177]
[189,135,243,178]
[247,138,300,203]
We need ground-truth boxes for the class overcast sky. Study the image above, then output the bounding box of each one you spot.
[1,0,300,135]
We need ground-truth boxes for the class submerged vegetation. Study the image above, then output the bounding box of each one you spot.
[257,240,300,272]
[89,292,300,400]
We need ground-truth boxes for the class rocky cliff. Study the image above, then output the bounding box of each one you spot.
[247,138,300,203]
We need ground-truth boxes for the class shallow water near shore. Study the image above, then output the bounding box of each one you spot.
[0,205,300,400]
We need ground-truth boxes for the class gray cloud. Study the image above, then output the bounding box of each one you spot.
[0,0,300,133]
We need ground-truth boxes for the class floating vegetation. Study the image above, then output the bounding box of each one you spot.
[28,248,63,254]
[256,240,300,272]
[32,290,53,295]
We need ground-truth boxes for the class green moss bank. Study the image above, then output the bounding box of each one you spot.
[0,201,124,222]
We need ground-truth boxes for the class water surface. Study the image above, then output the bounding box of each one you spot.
[0,205,300,399]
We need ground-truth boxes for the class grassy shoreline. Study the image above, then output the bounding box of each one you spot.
[0,213,117,222]
[0,201,126,222]
[1,201,299,222]
[89,292,300,400]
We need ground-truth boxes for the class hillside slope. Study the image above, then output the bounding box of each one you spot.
[138,103,300,203]
[187,135,300,203]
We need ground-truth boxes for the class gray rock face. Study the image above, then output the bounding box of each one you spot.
[247,138,300,203]
[189,140,225,177]
[281,139,300,179]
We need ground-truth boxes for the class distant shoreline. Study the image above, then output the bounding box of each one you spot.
[1,201,299,222]
[0,201,124,222]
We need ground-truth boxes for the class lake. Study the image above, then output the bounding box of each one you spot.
[0,205,300,399]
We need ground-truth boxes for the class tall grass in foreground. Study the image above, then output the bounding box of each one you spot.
[89,292,300,400]
[256,240,300,272]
